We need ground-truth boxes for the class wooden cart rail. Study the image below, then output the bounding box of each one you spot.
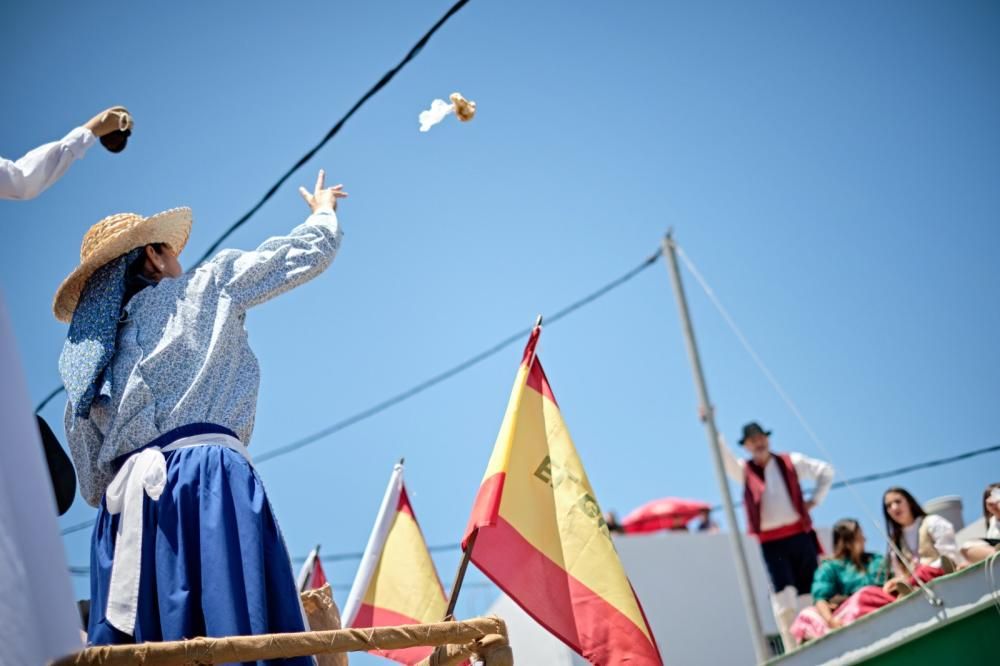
[51,616,512,666]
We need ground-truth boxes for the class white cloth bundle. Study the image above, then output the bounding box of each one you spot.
[418,92,476,132]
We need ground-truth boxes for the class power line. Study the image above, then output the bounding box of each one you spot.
[308,442,1000,559]
[34,0,473,415]
[192,0,471,263]
[829,443,1000,489]
[61,437,1000,544]
[35,385,63,415]
[254,250,662,464]
[60,519,95,536]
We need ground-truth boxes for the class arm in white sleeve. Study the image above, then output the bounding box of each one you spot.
[0,127,96,200]
[790,452,834,506]
[207,209,343,311]
[925,515,964,565]
[717,434,745,482]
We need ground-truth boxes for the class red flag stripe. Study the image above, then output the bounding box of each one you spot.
[525,356,558,406]
[462,471,506,547]
[519,326,542,367]
[397,485,416,519]
[353,604,434,664]
[311,557,328,589]
[472,515,663,666]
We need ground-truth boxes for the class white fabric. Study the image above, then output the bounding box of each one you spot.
[770,587,799,650]
[0,296,83,664]
[719,438,834,530]
[341,462,404,627]
[104,433,252,635]
[901,521,919,555]
[0,127,95,200]
[987,516,1000,540]
[903,515,963,568]
[418,99,454,132]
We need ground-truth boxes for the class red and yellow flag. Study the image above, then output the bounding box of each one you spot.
[295,545,329,592]
[343,462,447,665]
[464,326,662,665]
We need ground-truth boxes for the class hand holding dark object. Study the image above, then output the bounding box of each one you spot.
[84,106,133,153]
[99,128,131,153]
[37,415,77,515]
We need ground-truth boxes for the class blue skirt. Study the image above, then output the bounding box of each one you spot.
[88,428,311,666]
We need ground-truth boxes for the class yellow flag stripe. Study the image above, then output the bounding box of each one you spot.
[362,509,446,622]
[495,379,651,640]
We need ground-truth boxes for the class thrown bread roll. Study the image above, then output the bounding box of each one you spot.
[449,93,476,122]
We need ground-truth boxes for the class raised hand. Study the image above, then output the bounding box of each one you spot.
[299,169,348,214]
[84,106,132,137]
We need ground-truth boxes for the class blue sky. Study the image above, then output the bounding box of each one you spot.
[2,0,998,660]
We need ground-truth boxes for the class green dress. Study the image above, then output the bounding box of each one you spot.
[811,552,887,601]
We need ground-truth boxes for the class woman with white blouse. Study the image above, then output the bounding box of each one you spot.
[882,486,963,577]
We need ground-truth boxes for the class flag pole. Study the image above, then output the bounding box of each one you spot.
[443,529,478,620]
[298,543,322,594]
[661,231,769,663]
[444,315,544,621]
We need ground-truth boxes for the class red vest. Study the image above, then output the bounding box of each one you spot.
[743,452,813,543]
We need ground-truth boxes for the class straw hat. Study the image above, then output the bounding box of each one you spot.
[53,207,192,322]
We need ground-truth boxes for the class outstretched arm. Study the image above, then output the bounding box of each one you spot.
[208,170,349,311]
[0,128,95,200]
[791,453,834,509]
[717,433,744,482]
[0,107,130,201]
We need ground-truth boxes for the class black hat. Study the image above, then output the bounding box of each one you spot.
[37,415,77,515]
[738,421,772,446]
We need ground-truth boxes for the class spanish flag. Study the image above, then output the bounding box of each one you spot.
[295,544,329,592]
[463,326,663,665]
[342,461,447,665]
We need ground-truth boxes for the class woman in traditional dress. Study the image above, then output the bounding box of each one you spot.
[56,169,346,658]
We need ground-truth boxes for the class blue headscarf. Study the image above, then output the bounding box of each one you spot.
[59,248,143,418]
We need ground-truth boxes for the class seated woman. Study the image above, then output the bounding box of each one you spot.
[883,486,964,577]
[791,487,964,646]
[961,483,1000,564]
[790,519,887,644]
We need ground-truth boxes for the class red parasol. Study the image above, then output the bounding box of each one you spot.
[619,497,712,534]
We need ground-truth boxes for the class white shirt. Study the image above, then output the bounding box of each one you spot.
[0,298,84,663]
[719,438,834,531]
[0,127,96,200]
[902,514,962,567]
[987,516,1000,540]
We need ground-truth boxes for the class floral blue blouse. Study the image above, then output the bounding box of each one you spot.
[65,210,342,506]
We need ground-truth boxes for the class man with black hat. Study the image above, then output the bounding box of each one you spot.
[719,421,834,650]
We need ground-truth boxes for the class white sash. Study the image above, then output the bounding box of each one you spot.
[103,432,252,635]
